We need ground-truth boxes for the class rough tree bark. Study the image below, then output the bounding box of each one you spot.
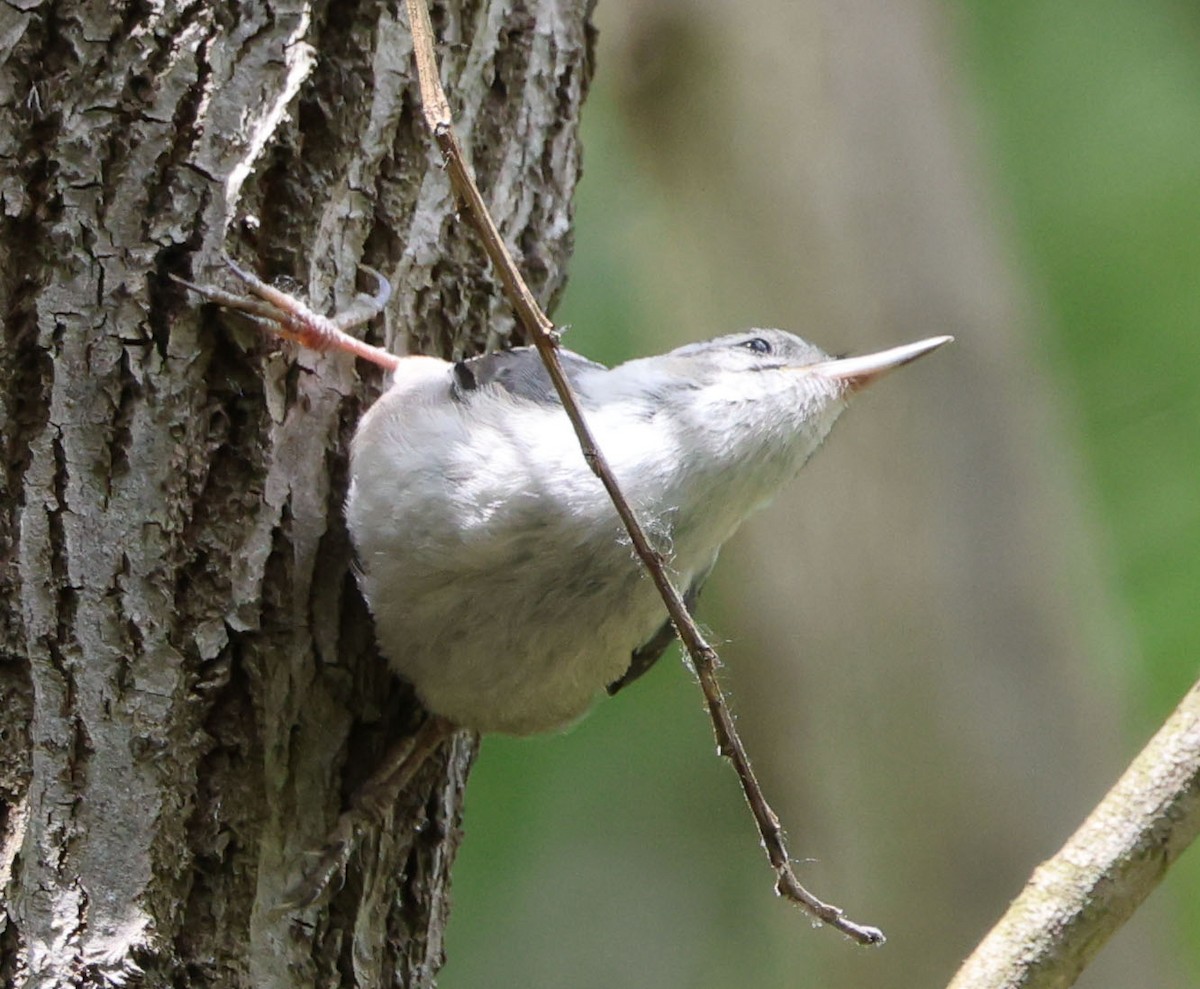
[0,1,594,985]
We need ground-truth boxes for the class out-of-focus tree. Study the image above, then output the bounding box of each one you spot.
[446,1,1197,988]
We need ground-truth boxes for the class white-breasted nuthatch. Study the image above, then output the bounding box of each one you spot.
[176,261,951,736]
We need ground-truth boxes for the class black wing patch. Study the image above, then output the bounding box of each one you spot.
[452,347,607,405]
[607,570,710,696]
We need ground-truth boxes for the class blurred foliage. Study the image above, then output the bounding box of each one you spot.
[958,0,1200,720]
[442,0,1200,985]
[957,0,1200,971]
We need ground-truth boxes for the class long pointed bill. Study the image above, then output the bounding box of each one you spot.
[808,335,953,393]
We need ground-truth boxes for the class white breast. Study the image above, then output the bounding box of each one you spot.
[347,360,708,734]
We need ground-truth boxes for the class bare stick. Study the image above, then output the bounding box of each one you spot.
[946,677,1200,989]
[403,0,883,945]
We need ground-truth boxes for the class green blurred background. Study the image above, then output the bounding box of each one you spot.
[441,1,1200,986]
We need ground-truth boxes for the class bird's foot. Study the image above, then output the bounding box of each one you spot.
[273,715,460,913]
[173,255,400,370]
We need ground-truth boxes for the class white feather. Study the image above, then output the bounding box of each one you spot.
[347,331,857,734]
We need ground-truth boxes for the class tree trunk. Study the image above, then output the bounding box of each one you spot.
[0,1,594,985]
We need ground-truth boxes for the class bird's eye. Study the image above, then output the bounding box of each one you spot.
[740,337,772,355]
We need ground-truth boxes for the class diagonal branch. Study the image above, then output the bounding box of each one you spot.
[402,0,884,946]
[947,677,1200,989]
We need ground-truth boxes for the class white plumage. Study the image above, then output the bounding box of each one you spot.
[346,329,939,734]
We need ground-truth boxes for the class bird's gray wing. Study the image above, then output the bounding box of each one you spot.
[607,564,713,696]
[452,346,606,405]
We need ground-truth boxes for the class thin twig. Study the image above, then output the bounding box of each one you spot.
[402,0,883,946]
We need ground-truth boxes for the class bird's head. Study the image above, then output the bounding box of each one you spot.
[663,328,952,397]
[636,328,953,481]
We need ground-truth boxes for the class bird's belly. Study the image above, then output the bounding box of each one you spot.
[369,542,672,734]
[353,489,693,734]
[346,391,723,734]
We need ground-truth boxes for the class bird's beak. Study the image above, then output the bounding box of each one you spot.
[806,335,953,393]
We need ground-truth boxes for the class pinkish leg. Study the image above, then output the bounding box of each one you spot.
[274,715,461,912]
[173,255,401,371]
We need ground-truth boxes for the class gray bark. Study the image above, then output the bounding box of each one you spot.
[0,1,593,985]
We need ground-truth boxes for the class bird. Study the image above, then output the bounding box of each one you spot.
[175,259,951,738]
